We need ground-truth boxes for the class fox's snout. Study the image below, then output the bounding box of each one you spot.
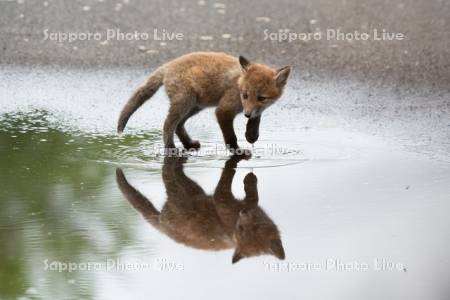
[243,107,260,119]
[244,111,258,119]
[237,207,259,224]
[239,207,255,217]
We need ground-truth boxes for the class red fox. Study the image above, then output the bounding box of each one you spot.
[117,52,291,153]
[116,156,285,264]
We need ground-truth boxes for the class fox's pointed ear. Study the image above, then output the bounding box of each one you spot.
[270,239,285,260]
[274,66,291,87]
[239,56,251,72]
[232,248,244,264]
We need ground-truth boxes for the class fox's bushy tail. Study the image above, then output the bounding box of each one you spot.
[116,168,160,225]
[117,67,165,133]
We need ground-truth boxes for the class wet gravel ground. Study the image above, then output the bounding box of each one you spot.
[1,0,449,90]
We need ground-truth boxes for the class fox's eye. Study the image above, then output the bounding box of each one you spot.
[257,96,267,101]
[242,92,248,100]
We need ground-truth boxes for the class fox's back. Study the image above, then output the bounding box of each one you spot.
[159,195,235,250]
[163,52,241,105]
[167,52,238,75]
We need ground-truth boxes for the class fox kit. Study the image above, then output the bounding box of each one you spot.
[117,52,291,153]
[116,156,285,263]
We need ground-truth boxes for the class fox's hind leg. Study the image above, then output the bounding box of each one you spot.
[163,93,195,151]
[162,156,186,197]
[163,107,184,150]
[170,156,205,196]
[176,107,201,150]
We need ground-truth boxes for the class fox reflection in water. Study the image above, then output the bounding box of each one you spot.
[116,156,285,264]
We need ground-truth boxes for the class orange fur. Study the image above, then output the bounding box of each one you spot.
[116,156,285,263]
[117,52,291,153]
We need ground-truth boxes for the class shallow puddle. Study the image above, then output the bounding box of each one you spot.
[1,68,449,299]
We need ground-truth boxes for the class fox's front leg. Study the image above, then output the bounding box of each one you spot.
[243,172,258,205]
[216,107,239,151]
[213,156,238,201]
[245,115,261,144]
[216,90,254,155]
[215,90,243,152]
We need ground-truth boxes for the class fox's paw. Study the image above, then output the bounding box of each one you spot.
[229,147,252,158]
[245,130,259,144]
[183,140,201,151]
[244,172,257,185]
